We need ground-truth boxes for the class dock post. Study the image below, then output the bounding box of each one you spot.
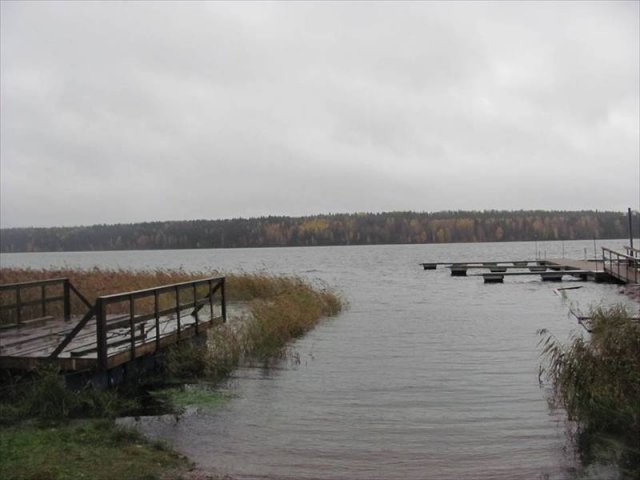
[221,278,227,323]
[129,295,135,361]
[63,279,71,322]
[96,298,108,371]
[629,208,634,251]
[193,283,199,335]
[41,284,47,317]
[154,290,160,352]
[208,280,214,321]
[175,286,181,339]
[15,286,22,325]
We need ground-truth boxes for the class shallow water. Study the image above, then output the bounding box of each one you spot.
[2,239,637,479]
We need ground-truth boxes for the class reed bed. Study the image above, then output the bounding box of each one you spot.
[538,306,640,475]
[165,272,344,378]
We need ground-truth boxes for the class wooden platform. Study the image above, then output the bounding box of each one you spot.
[420,260,533,270]
[0,276,226,373]
[544,258,603,271]
[0,310,222,371]
[472,270,592,283]
[420,254,618,283]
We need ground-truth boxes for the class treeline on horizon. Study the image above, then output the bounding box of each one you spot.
[1,210,637,253]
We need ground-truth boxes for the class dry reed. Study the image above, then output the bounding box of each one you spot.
[1,266,344,371]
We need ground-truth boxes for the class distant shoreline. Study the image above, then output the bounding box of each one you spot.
[1,210,638,253]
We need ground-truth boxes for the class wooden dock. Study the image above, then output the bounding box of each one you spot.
[0,277,226,374]
[418,248,639,284]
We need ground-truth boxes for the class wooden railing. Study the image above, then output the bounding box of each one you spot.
[94,276,226,370]
[602,247,639,284]
[1,276,227,372]
[624,245,640,260]
[0,278,92,327]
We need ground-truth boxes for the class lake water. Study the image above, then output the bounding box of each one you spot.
[1,239,637,479]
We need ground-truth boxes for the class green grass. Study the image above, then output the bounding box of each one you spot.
[0,420,187,480]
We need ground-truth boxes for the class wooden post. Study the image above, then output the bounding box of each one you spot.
[15,286,22,325]
[629,208,634,251]
[41,284,47,317]
[154,291,160,351]
[221,278,227,323]
[208,280,214,321]
[193,283,199,335]
[129,295,135,360]
[63,279,71,322]
[96,298,108,371]
[175,286,181,339]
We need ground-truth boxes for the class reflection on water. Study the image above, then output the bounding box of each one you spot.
[2,240,637,479]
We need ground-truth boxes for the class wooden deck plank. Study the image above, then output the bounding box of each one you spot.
[0,309,222,370]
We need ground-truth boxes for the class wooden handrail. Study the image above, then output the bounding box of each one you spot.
[0,278,87,325]
[0,278,69,291]
[95,276,225,370]
[97,276,225,301]
[624,245,640,258]
[601,247,640,284]
[601,247,639,263]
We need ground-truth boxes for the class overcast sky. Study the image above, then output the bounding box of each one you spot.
[1,1,638,228]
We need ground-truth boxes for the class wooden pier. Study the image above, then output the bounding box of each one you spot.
[0,277,226,376]
[420,247,639,285]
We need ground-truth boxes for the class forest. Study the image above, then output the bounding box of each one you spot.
[0,210,637,253]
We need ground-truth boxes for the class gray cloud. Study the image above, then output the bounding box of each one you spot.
[1,1,638,228]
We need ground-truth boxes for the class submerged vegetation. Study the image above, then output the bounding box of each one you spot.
[0,267,343,479]
[538,306,640,476]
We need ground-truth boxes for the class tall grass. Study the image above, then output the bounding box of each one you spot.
[538,306,640,475]
[165,273,344,378]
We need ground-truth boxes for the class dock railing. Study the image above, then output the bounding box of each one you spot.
[94,276,226,370]
[0,278,92,327]
[602,247,639,284]
[624,245,640,260]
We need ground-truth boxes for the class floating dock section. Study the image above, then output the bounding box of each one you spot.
[420,246,639,285]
